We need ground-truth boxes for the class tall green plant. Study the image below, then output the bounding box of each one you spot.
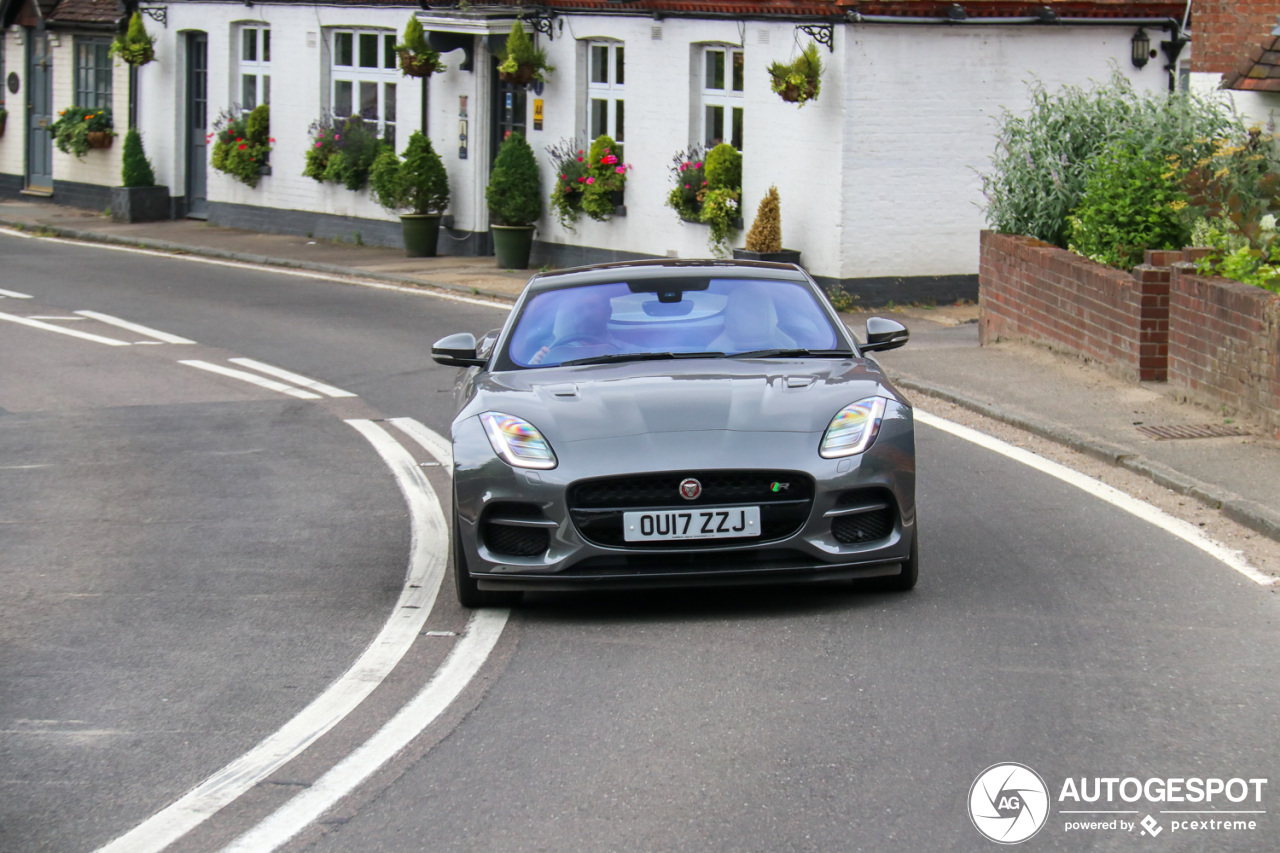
[370,131,450,214]
[982,72,1240,248]
[487,131,542,226]
[121,128,156,188]
[701,143,742,256]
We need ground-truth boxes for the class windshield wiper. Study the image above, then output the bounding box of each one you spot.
[559,351,726,367]
[727,348,852,359]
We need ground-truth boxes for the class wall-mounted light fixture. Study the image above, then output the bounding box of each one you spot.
[1131,28,1151,68]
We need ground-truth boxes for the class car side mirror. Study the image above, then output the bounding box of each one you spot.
[861,317,910,352]
[432,332,486,367]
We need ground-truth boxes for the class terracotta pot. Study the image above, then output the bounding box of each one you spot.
[87,131,114,150]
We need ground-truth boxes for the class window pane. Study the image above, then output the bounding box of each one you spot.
[243,29,257,62]
[591,98,607,139]
[385,35,396,69]
[591,45,608,84]
[263,75,270,105]
[705,50,724,90]
[616,46,624,86]
[242,74,257,110]
[705,105,723,147]
[335,33,353,66]
[732,106,743,151]
[360,81,378,120]
[615,99,624,142]
[335,80,352,117]
[359,33,378,68]
[384,122,395,148]
[732,50,744,91]
[384,82,396,123]
[263,30,271,62]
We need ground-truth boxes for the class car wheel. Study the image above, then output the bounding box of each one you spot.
[882,523,919,591]
[453,515,522,609]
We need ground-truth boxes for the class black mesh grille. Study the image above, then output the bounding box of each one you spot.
[568,470,814,549]
[481,502,551,557]
[831,507,894,544]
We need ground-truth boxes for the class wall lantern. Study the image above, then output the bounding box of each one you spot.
[1131,28,1151,68]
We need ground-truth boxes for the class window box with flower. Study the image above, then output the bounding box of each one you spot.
[209,104,274,188]
[665,142,742,256]
[303,114,386,191]
[51,107,115,158]
[548,135,632,230]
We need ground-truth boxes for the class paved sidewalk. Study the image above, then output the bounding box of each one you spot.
[3,199,1278,545]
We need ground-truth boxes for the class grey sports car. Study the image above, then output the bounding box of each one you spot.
[432,259,917,607]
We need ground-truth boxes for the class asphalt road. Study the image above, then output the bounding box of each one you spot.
[2,233,1277,853]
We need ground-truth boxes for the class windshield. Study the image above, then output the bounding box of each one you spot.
[503,278,844,369]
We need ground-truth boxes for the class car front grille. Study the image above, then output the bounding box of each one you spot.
[830,489,896,545]
[567,470,814,549]
[481,502,552,557]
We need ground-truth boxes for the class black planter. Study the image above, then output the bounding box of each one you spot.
[110,185,171,223]
[732,247,802,266]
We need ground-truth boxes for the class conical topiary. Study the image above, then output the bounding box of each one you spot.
[744,186,782,253]
[121,128,156,188]
[486,131,543,226]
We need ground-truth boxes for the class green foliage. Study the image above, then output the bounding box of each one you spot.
[666,144,707,223]
[826,285,854,312]
[369,131,450,215]
[486,131,542,226]
[768,42,822,106]
[210,104,273,188]
[497,22,554,84]
[304,114,385,191]
[1066,143,1189,269]
[548,135,632,228]
[705,143,742,192]
[110,12,155,66]
[981,72,1240,249]
[397,16,445,77]
[51,107,114,158]
[120,128,155,188]
[744,186,782,253]
[665,143,741,256]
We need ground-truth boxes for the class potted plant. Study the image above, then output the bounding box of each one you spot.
[769,42,822,106]
[210,104,274,188]
[0,106,7,138]
[396,15,445,78]
[496,22,554,86]
[303,114,385,191]
[110,11,156,66]
[666,142,741,256]
[370,131,451,257]
[548,135,632,230]
[486,131,543,269]
[733,186,801,265]
[111,128,170,222]
[51,107,115,158]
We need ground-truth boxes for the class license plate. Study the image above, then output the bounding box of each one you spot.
[623,506,761,542]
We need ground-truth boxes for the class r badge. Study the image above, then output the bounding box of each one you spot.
[678,478,702,500]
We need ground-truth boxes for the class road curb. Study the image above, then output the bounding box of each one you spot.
[898,378,1280,546]
[0,217,523,306]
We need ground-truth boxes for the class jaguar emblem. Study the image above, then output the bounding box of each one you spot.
[678,478,702,500]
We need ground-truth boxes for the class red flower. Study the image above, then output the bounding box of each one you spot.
[239,144,247,150]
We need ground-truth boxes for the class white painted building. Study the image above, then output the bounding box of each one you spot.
[1,0,1186,302]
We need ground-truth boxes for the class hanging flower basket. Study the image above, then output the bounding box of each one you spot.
[498,63,537,86]
[495,22,553,87]
[87,131,114,149]
[774,77,819,104]
[768,42,823,107]
[399,50,443,78]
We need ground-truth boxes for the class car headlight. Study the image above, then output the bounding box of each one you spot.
[820,397,887,458]
[480,412,558,469]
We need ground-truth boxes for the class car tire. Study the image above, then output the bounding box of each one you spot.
[882,523,919,592]
[453,515,523,609]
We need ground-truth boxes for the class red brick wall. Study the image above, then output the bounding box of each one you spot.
[978,231,1171,382]
[1192,0,1280,74]
[1168,265,1280,433]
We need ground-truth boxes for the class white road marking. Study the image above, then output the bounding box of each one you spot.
[220,609,509,853]
[229,358,356,398]
[27,315,84,320]
[0,226,35,239]
[916,410,1274,586]
[0,311,131,346]
[92,419,452,853]
[389,416,453,467]
[75,310,196,344]
[178,360,322,400]
[0,287,34,297]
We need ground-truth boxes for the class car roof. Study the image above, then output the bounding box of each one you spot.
[522,259,811,293]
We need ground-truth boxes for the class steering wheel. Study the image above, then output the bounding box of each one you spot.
[551,333,610,348]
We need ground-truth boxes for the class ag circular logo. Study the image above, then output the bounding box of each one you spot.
[969,763,1050,844]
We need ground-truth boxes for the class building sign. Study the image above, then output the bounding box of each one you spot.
[533,99,544,131]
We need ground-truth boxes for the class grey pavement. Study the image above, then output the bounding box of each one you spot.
[4,198,1279,545]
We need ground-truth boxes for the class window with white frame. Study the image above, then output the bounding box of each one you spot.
[586,40,624,141]
[700,44,743,151]
[330,29,399,146]
[239,25,270,110]
[75,38,112,109]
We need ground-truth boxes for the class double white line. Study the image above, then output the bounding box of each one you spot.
[180,358,356,400]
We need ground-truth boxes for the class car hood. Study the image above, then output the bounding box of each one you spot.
[458,357,899,442]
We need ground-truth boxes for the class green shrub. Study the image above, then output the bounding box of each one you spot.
[982,72,1239,248]
[210,104,272,188]
[486,131,542,226]
[744,186,782,253]
[121,128,156,188]
[665,143,741,256]
[110,12,155,66]
[304,114,384,191]
[369,131,450,214]
[705,142,742,192]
